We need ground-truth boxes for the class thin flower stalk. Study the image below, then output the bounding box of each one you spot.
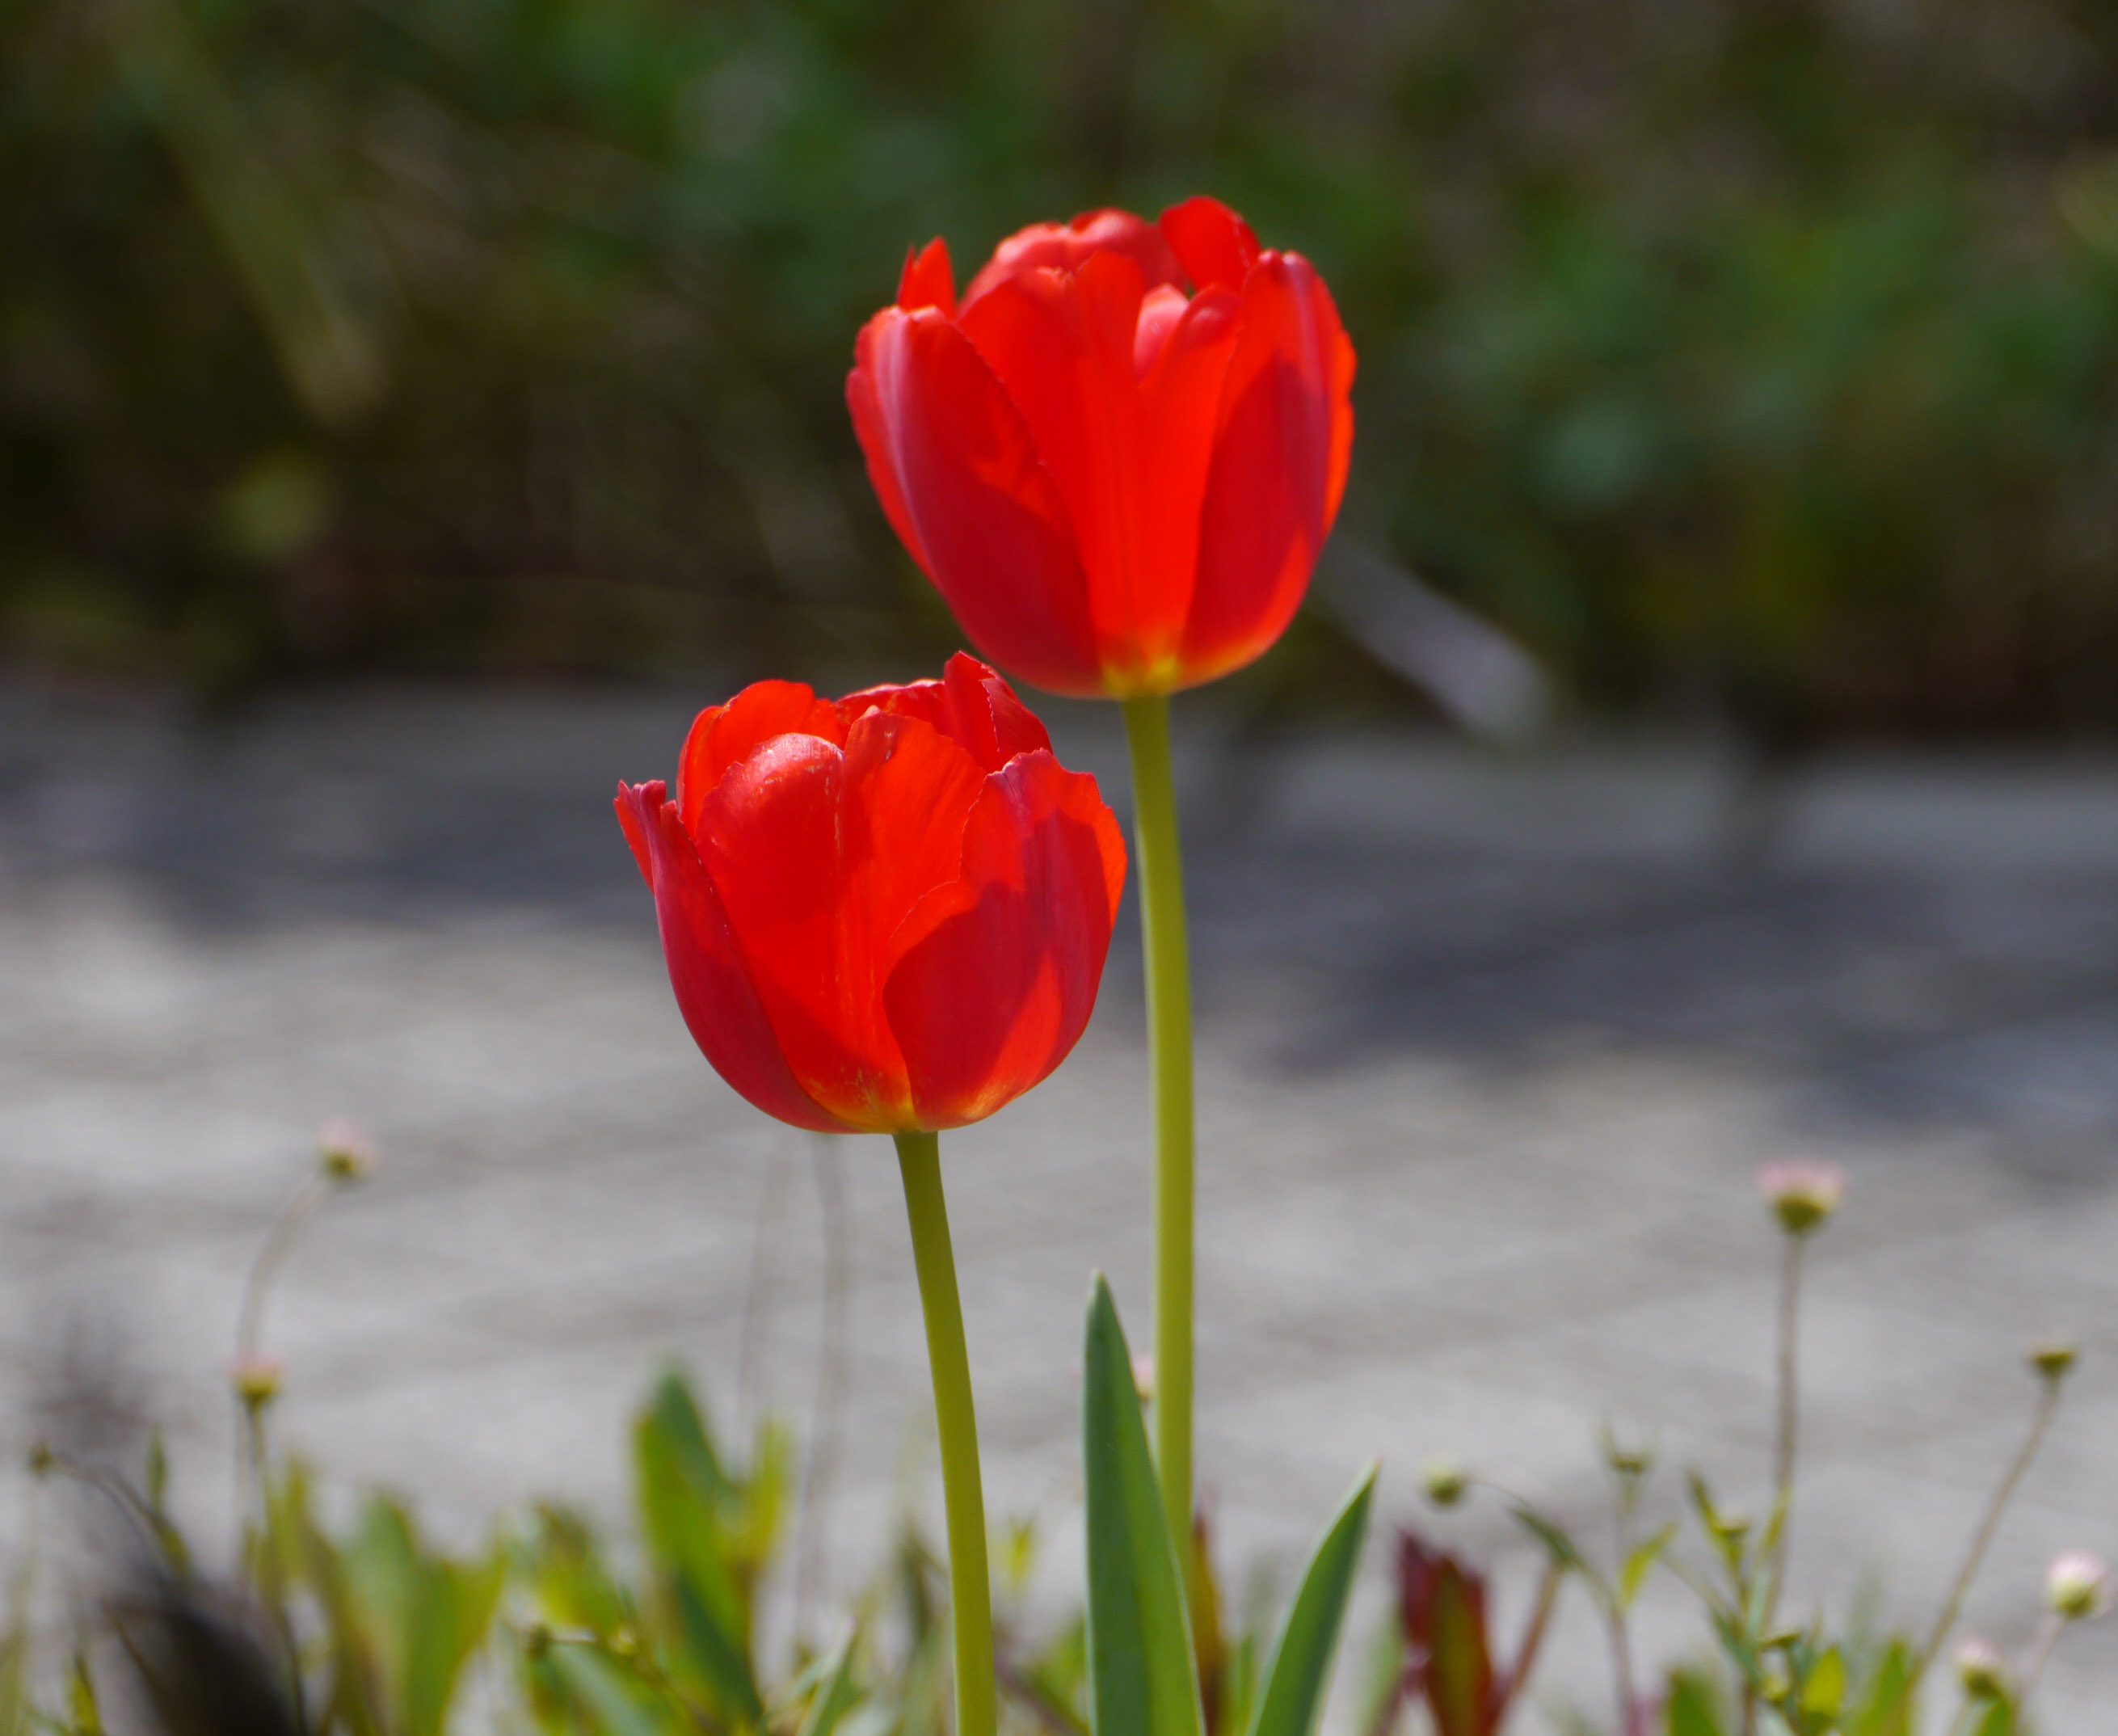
[1918,1376,2064,1675]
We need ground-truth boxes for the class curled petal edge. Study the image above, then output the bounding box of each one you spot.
[616,780,857,1135]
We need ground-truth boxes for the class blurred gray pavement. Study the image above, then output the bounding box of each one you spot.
[3,680,2117,1726]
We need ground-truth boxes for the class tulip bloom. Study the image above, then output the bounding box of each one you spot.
[614,653,1126,1136]
[848,196,1354,698]
[617,655,1124,1736]
[848,196,1352,1566]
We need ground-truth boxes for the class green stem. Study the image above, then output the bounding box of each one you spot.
[1121,693,1195,1588]
[895,1131,996,1736]
[1918,1378,2061,1678]
[1767,1232,1804,1608]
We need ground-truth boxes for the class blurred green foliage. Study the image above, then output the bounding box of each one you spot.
[6,0,2118,729]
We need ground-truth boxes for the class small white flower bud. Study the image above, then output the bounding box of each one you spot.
[318,1118,375,1183]
[1954,1636,2009,1700]
[1420,1455,1468,1508]
[1757,1159,1845,1236]
[2045,1551,2112,1620]
[229,1354,284,1409]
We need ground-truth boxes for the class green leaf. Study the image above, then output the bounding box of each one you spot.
[670,1576,763,1723]
[66,1650,101,1736]
[1846,1640,1915,1736]
[633,1373,762,1722]
[541,1644,680,1736]
[1243,1466,1376,1736]
[1619,1522,1678,1611]
[1083,1276,1204,1736]
[1707,1607,1771,1698]
[1969,1698,2015,1736]
[1507,1505,1587,1577]
[641,1367,732,1502]
[144,1432,168,1514]
[1800,1646,1846,1720]
[1664,1670,1727,1736]
[331,1493,504,1736]
[523,1505,634,1637]
[1223,1631,1260,1736]
[796,1632,861,1736]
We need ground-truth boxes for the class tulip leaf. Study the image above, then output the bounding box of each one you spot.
[1083,1275,1204,1736]
[1243,1465,1375,1736]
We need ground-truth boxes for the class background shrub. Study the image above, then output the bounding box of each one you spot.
[7,0,2118,731]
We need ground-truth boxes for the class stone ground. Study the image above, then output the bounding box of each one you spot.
[3,678,2117,1730]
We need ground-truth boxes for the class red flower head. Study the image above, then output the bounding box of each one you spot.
[616,655,1127,1135]
[848,197,1355,698]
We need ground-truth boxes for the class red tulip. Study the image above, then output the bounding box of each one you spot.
[616,654,1127,1135]
[848,196,1355,698]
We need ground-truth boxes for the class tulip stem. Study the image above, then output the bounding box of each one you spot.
[895,1131,996,1736]
[1122,691,1195,1593]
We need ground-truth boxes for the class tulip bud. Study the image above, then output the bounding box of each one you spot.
[229,1354,284,1409]
[1954,1637,2010,1700]
[2044,1551,2112,1620]
[1420,1456,1468,1509]
[1757,1159,1846,1237]
[2027,1340,2079,1384]
[318,1119,375,1184]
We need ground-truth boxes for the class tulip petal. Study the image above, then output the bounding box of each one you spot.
[1159,196,1262,294]
[964,256,1243,692]
[1135,285,1243,676]
[960,256,1147,639]
[839,652,1053,773]
[615,780,852,1134]
[884,751,1127,1129]
[848,311,937,579]
[851,306,1105,696]
[699,734,891,1128]
[617,779,654,885]
[701,715,987,1130]
[964,209,1183,306]
[1133,284,1190,377]
[678,680,845,832]
[945,651,1055,767]
[841,710,991,980]
[898,238,956,316]
[1180,253,1355,686]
